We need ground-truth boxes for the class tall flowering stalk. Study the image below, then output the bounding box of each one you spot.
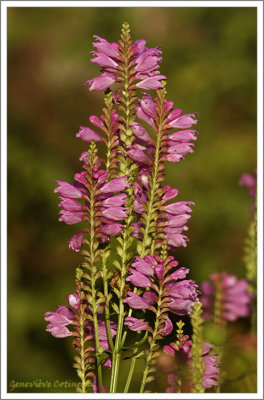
[239,171,257,333]
[43,21,217,394]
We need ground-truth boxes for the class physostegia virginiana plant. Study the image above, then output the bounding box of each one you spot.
[44,21,221,393]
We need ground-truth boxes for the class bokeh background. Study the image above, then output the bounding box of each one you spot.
[7,6,257,393]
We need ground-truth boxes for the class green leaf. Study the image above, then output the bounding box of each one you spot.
[112,303,120,314]
[117,246,123,258]
[113,259,122,270]
[113,287,120,297]
[145,376,155,384]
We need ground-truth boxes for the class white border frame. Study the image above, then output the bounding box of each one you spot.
[1,1,263,399]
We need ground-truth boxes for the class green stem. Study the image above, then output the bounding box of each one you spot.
[139,287,162,393]
[110,222,131,392]
[102,249,114,352]
[79,303,87,392]
[110,22,137,393]
[89,182,103,393]
[124,353,137,393]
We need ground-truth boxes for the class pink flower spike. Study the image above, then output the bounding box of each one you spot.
[76,126,102,142]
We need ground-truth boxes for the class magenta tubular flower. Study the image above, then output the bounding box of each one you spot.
[126,270,152,288]
[200,272,252,322]
[54,181,83,199]
[58,197,83,212]
[67,293,81,310]
[136,75,166,90]
[127,144,151,165]
[86,72,117,91]
[44,305,75,338]
[124,317,149,331]
[100,223,123,236]
[132,256,155,275]
[89,115,104,129]
[92,35,119,58]
[168,112,198,129]
[123,291,150,309]
[138,92,157,118]
[161,316,173,336]
[136,105,154,126]
[138,166,152,189]
[67,231,84,252]
[130,122,151,142]
[102,206,128,221]
[76,126,103,142]
[100,176,129,193]
[59,210,84,225]
[101,193,127,207]
[46,325,72,338]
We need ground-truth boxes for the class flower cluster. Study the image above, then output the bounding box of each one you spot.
[163,340,220,391]
[45,292,117,370]
[54,162,129,251]
[131,92,198,165]
[124,254,198,333]
[41,22,236,396]
[200,272,252,321]
[86,35,166,92]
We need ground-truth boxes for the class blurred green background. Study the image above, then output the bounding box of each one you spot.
[7,6,256,393]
